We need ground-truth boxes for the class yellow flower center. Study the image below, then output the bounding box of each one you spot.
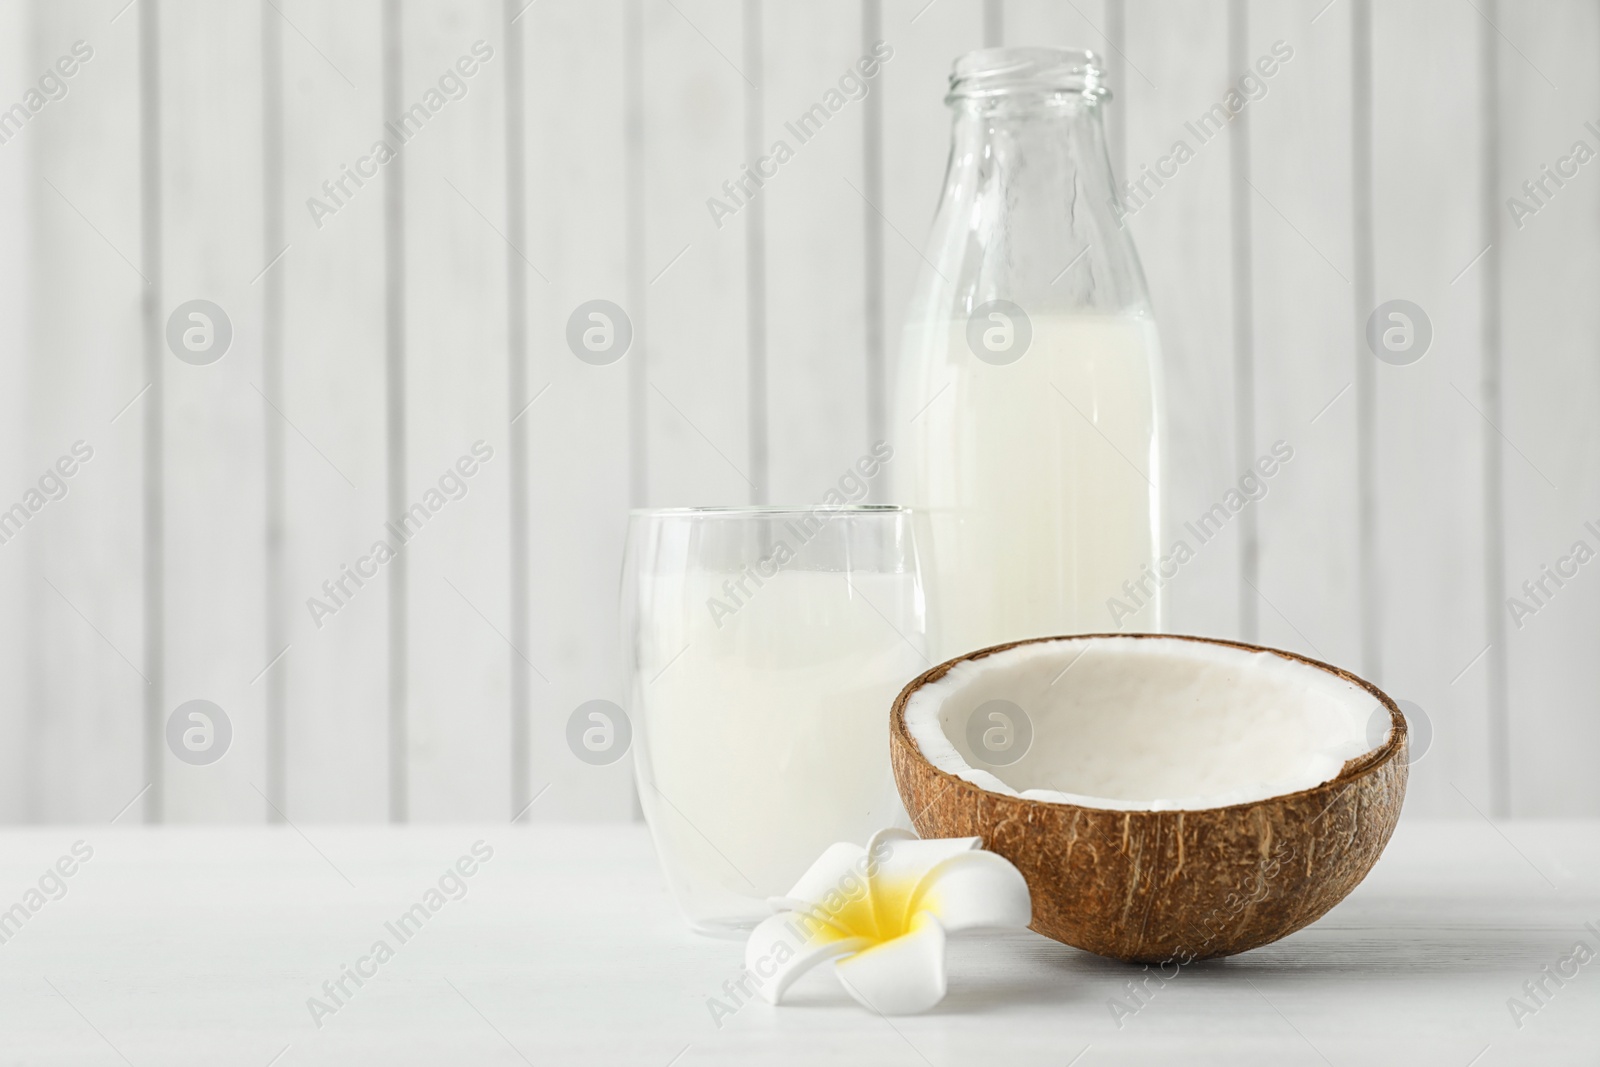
[809,874,921,944]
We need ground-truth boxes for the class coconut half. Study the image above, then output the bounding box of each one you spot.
[890,633,1407,963]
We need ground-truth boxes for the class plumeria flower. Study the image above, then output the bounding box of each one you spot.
[745,828,1032,1014]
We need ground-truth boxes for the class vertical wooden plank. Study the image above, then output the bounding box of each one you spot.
[259,0,287,820]
[25,0,149,822]
[879,0,982,472]
[642,0,751,510]
[626,0,648,512]
[275,0,389,822]
[0,0,36,820]
[1495,0,1600,816]
[1245,0,1362,669]
[1478,0,1510,820]
[503,0,531,822]
[394,0,511,822]
[763,1,871,504]
[158,0,268,823]
[983,0,1002,47]
[862,0,888,486]
[1349,0,1381,691]
[1116,1,1239,641]
[1367,0,1490,816]
[1229,0,1261,644]
[1001,1,1111,55]
[522,0,635,820]
[743,0,769,502]
[381,0,408,821]
[1103,0,1125,180]
[137,0,166,822]
[879,0,983,347]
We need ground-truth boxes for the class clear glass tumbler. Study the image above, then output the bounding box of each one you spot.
[622,506,926,937]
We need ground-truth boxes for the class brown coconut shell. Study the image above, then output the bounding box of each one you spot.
[890,633,1407,963]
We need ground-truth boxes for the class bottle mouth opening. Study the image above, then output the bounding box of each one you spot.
[947,47,1109,105]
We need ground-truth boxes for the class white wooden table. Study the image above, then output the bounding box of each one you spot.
[2,820,1595,1065]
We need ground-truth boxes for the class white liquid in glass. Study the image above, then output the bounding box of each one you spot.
[632,567,923,933]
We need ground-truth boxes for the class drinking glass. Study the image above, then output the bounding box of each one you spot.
[621,506,926,937]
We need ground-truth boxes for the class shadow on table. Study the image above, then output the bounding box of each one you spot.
[764,893,1599,1013]
[1047,892,1600,980]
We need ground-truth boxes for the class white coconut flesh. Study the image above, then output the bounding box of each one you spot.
[904,636,1385,812]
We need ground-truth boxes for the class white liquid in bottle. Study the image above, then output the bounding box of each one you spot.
[899,312,1162,660]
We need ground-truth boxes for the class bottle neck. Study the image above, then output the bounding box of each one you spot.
[920,93,1149,322]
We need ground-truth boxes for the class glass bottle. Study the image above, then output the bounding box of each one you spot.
[895,47,1165,661]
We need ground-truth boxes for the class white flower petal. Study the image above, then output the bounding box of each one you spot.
[833,913,948,1015]
[777,841,869,908]
[910,850,1032,933]
[864,826,919,857]
[745,910,870,1005]
[867,835,980,936]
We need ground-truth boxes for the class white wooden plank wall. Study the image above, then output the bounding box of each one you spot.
[1368,0,1491,821]
[0,0,1594,822]
[1494,0,1600,817]
[522,0,633,819]
[1120,0,1241,645]
[0,0,31,818]
[159,0,267,823]
[21,0,147,824]
[274,0,389,823]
